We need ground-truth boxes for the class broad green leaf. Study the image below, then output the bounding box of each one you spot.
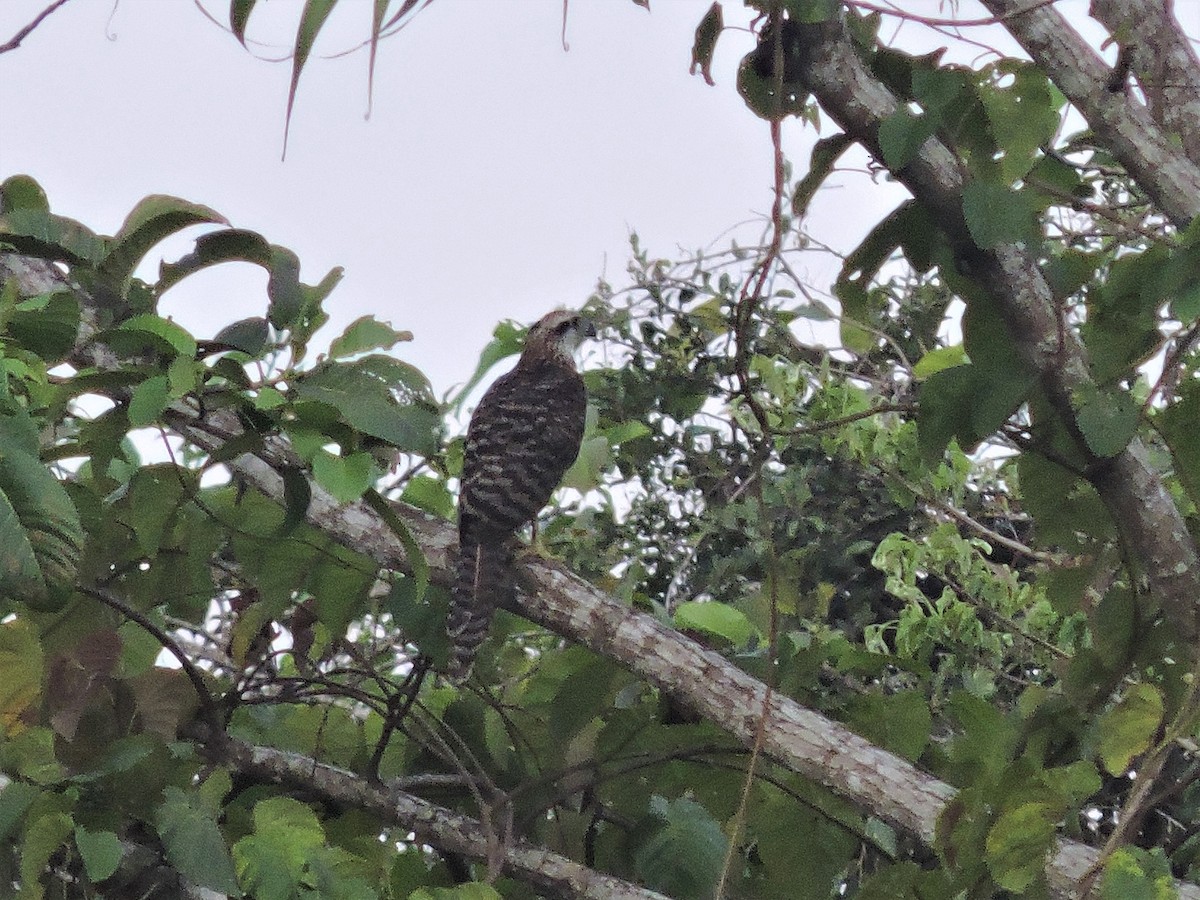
[128,375,171,427]
[878,107,935,170]
[20,811,74,897]
[410,885,503,900]
[548,656,619,744]
[328,315,413,359]
[74,825,121,882]
[635,796,727,900]
[846,691,931,762]
[213,316,270,356]
[1072,384,1139,458]
[1159,390,1200,506]
[365,488,429,607]
[400,474,454,520]
[674,601,756,647]
[156,228,273,295]
[1097,683,1164,775]
[962,180,1038,250]
[158,787,240,893]
[912,345,968,379]
[979,64,1059,182]
[7,291,81,362]
[234,796,325,900]
[0,783,39,844]
[113,313,198,359]
[0,620,43,735]
[100,195,227,286]
[1100,847,1176,900]
[292,357,440,456]
[267,245,303,328]
[312,450,373,503]
[0,208,109,267]
[0,174,49,214]
[984,801,1056,893]
[0,417,83,611]
[749,791,857,900]
[561,434,609,492]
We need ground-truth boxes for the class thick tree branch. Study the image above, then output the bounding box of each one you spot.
[203,732,671,900]
[1088,0,1200,170]
[786,14,1200,650]
[981,0,1200,227]
[158,403,1196,899]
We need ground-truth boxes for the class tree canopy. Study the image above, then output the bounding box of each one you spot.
[1,1,1199,898]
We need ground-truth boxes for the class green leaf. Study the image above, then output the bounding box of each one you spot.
[364,488,429,607]
[230,0,258,45]
[1100,847,1176,900]
[845,691,931,762]
[21,811,74,895]
[689,3,723,86]
[74,825,122,882]
[311,450,374,503]
[156,228,274,295]
[561,434,609,492]
[100,195,227,286]
[0,620,43,735]
[158,787,240,893]
[410,885,503,900]
[128,375,171,427]
[548,656,619,744]
[6,290,81,362]
[292,357,440,456]
[635,796,727,900]
[234,796,325,900]
[878,107,935,170]
[1097,684,1164,775]
[0,416,83,611]
[114,313,198,359]
[0,175,49,214]
[962,180,1038,250]
[399,474,454,520]
[450,319,525,411]
[1159,390,1200,506]
[212,316,270,356]
[912,345,968,379]
[674,601,756,648]
[328,315,413,359]
[0,208,109,267]
[984,801,1056,893]
[793,133,855,219]
[1072,384,1139,458]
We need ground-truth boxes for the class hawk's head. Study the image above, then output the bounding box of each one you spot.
[523,309,596,367]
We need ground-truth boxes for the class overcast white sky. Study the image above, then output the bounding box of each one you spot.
[2,0,1191,397]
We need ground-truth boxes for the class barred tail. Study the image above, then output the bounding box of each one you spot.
[445,536,513,682]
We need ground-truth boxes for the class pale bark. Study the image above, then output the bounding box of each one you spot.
[787,14,1200,652]
[981,0,1200,226]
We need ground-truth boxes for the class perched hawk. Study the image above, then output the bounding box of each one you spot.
[446,309,594,681]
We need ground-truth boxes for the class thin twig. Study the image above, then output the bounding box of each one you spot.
[0,0,72,54]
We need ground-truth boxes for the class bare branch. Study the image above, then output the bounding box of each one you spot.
[0,0,71,55]
[203,732,672,900]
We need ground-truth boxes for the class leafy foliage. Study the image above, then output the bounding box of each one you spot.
[1,0,1199,897]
